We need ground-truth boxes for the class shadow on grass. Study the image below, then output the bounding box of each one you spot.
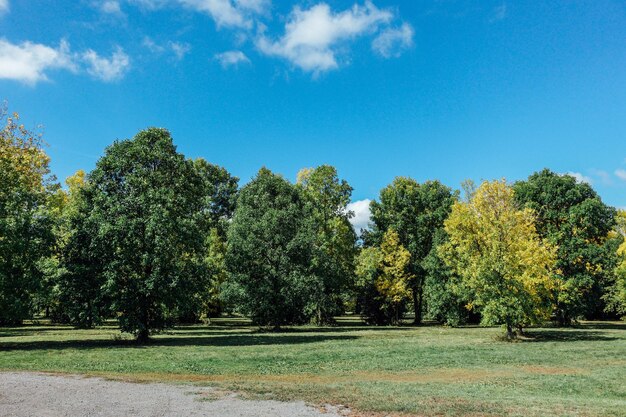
[0,334,359,351]
[523,330,620,342]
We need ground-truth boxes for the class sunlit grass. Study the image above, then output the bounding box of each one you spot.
[1,317,625,416]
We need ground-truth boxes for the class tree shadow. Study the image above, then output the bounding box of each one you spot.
[0,334,359,352]
[522,330,619,342]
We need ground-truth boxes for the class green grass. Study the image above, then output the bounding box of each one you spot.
[1,317,625,416]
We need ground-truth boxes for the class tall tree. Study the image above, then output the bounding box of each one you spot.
[441,181,556,337]
[297,165,357,324]
[355,229,412,325]
[513,169,619,324]
[225,168,314,328]
[87,128,205,340]
[369,178,455,324]
[56,170,110,327]
[604,210,626,317]
[176,159,238,323]
[441,180,557,338]
[0,109,54,324]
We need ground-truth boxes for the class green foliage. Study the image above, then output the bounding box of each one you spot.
[56,173,109,327]
[225,168,315,327]
[297,165,357,324]
[513,169,619,324]
[604,210,626,316]
[442,180,557,336]
[355,230,412,324]
[423,230,473,326]
[193,158,238,237]
[369,178,456,323]
[0,109,55,324]
[84,128,206,340]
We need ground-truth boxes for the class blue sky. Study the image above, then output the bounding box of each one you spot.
[1,0,626,229]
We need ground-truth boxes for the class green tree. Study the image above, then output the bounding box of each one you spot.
[0,109,54,324]
[513,169,619,324]
[441,180,557,338]
[605,210,626,316]
[87,128,205,340]
[175,160,238,323]
[423,229,473,325]
[355,230,412,324]
[56,170,110,327]
[193,158,239,237]
[225,168,314,328]
[297,165,357,324]
[369,178,456,324]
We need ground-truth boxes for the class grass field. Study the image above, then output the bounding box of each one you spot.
[1,317,625,416]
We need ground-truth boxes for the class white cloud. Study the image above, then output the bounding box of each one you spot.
[0,0,9,15]
[256,1,394,74]
[565,172,593,185]
[100,0,123,14]
[372,22,413,58]
[179,0,261,28]
[169,41,191,60]
[143,37,191,60]
[615,169,626,182]
[347,199,372,232]
[214,50,250,68]
[0,39,76,85]
[82,47,130,81]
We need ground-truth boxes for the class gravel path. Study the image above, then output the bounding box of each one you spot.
[0,372,344,417]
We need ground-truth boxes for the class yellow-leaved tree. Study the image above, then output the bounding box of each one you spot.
[377,229,413,324]
[440,180,557,338]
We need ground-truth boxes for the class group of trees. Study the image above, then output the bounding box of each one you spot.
[2,111,626,339]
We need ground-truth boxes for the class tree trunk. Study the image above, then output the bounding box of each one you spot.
[136,328,150,343]
[506,324,515,340]
[412,287,420,325]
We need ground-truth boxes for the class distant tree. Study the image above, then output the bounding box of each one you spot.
[56,170,110,328]
[193,158,238,237]
[604,210,626,317]
[441,180,557,338]
[0,109,54,325]
[175,160,238,323]
[297,165,357,324]
[86,128,205,340]
[423,229,473,326]
[513,169,619,324]
[369,178,456,324]
[225,168,315,328]
[355,230,412,325]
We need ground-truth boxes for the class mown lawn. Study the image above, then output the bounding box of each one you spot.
[1,317,625,416]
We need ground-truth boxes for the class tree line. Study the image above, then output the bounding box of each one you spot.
[1,111,625,340]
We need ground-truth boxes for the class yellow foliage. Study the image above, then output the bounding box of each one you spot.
[441,179,557,328]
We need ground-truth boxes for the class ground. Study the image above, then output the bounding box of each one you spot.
[1,317,625,416]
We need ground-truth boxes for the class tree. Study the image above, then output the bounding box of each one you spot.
[605,210,626,316]
[369,178,456,324]
[441,180,557,338]
[513,169,619,324]
[355,230,412,325]
[87,128,205,340]
[193,158,238,237]
[56,170,110,327]
[175,159,238,323]
[296,165,357,324]
[0,108,54,324]
[423,229,474,326]
[225,168,315,328]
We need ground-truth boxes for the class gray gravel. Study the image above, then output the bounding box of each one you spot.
[0,372,345,417]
